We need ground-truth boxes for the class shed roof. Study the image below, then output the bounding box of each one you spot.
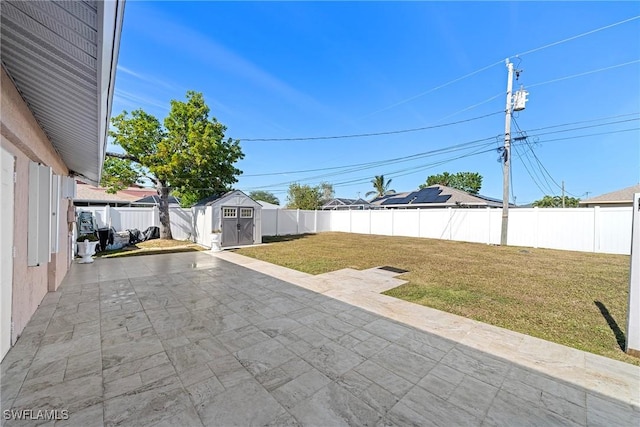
[194,190,261,208]
[578,184,640,205]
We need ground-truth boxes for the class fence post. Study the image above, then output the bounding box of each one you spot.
[296,209,300,235]
[152,206,159,226]
[369,209,372,235]
[275,209,279,236]
[448,207,453,240]
[534,207,539,248]
[486,207,492,244]
[593,206,600,253]
[314,210,318,233]
[104,205,111,228]
[390,209,394,236]
[349,209,353,233]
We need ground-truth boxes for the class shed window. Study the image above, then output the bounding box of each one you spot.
[240,208,253,218]
[223,207,237,218]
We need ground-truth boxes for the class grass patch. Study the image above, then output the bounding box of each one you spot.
[95,239,205,259]
[236,232,637,365]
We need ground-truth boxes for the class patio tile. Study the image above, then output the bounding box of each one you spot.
[395,384,482,426]
[3,251,639,427]
[103,375,191,427]
[195,379,286,426]
[337,370,398,414]
[186,375,225,406]
[234,338,298,376]
[369,344,436,384]
[354,360,414,397]
[289,382,382,426]
[483,389,579,426]
[301,341,365,380]
[272,368,332,410]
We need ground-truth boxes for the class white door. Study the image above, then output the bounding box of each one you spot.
[1,147,15,360]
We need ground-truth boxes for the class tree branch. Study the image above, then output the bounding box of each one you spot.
[106,151,141,163]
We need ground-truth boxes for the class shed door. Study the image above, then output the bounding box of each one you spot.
[1,148,14,360]
[238,208,254,245]
[221,207,239,247]
[221,207,255,247]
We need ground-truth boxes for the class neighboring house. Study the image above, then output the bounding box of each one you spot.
[134,194,181,206]
[74,181,159,206]
[369,185,505,209]
[322,198,371,210]
[0,1,124,359]
[578,184,640,208]
[257,200,282,210]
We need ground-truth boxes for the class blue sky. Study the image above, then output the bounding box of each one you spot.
[111,1,640,205]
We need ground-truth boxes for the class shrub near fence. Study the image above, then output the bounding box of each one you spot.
[75,205,633,255]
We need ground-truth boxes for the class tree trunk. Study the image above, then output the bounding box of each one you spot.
[158,184,173,239]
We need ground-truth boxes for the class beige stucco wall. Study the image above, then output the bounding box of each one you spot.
[1,68,71,341]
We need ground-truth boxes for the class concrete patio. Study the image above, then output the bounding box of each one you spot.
[1,250,639,426]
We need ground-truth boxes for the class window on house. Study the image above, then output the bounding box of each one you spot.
[240,208,253,218]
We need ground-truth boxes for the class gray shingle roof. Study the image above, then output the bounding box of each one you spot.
[579,184,640,204]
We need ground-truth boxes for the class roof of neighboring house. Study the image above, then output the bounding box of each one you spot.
[578,184,640,205]
[1,1,125,185]
[75,182,157,203]
[135,195,181,205]
[322,198,372,209]
[369,185,505,208]
[257,200,282,209]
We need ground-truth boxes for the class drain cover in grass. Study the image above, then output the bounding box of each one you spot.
[378,266,409,274]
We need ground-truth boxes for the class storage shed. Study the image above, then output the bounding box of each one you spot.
[194,190,262,248]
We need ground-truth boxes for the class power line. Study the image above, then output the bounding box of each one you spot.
[239,111,501,142]
[244,115,638,178]
[242,126,639,193]
[527,60,640,89]
[515,15,640,57]
[362,15,640,116]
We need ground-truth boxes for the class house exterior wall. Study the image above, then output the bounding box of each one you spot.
[1,68,71,341]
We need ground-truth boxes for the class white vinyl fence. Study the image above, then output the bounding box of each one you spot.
[75,205,633,255]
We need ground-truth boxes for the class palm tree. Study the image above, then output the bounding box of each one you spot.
[366,175,395,199]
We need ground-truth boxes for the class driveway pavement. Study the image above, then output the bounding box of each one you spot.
[1,250,638,426]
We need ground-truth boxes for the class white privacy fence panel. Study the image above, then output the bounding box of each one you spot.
[298,211,316,234]
[597,207,633,254]
[277,210,298,236]
[350,211,370,235]
[316,211,332,232]
[168,207,194,241]
[331,211,351,233]
[77,205,632,255]
[393,210,421,237]
[259,207,632,255]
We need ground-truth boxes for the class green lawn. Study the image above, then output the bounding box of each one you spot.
[236,232,637,365]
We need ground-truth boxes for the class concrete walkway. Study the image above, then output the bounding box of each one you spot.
[1,250,638,426]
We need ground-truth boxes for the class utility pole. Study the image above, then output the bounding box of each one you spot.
[500,60,514,246]
[562,181,566,208]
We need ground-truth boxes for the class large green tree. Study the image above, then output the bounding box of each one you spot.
[366,175,395,199]
[102,91,244,239]
[421,171,483,194]
[286,183,324,210]
[532,195,580,208]
[249,190,280,205]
